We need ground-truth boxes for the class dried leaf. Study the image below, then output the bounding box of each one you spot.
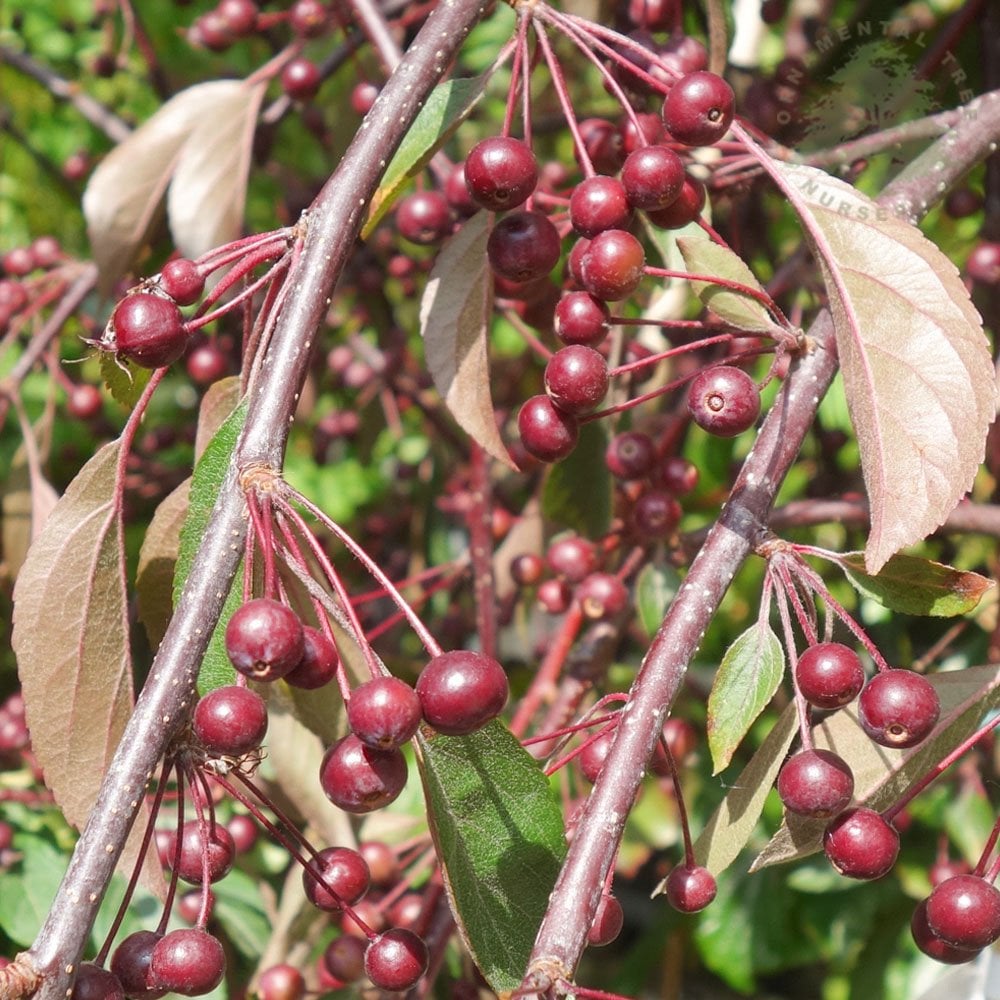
[752,663,1000,871]
[167,81,267,261]
[420,214,514,468]
[771,162,996,573]
[11,442,164,895]
[541,422,612,539]
[84,81,262,292]
[2,446,58,579]
[675,236,776,333]
[707,621,785,774]
[835,551,994,617]
[688,703,798,878]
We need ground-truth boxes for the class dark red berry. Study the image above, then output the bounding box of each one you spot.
[588,893,624,946]
[621,144,686,211]
[350,81,379,115]
[626,0,676,31]
[606,431,656,479]
[281,58,321,101]
[537,578,572,614]
[656,455,699,495]
[396,191,453,245]
[445,162,477,217]
[416,650,508,735]
[359,840,400,888]
[257,964,305,1000]
[518,394,579,463]
[110,293,188,368]
[510,552,544,587]
[190,12,233,51]
[30,236,61,268]
[966,241,1000,284]
[302,846,371,910]
[618,111,664,155]
[464,137,538,211]
[546,535,598,582]
[569,176,632,238]
[193,685,268,756]
[68,384,104,420]
[579,728,614,783]
[929,858,972,887]
[284,626,339,689]
[224,598,305,682]
[544,346,609,415]
[149,930,226,997]
[577,573,629,620]
[795,642,865,710]
[322,936,367,983]
[111,931,167,1000]
[664,863,717,912]
[911,898,979,964]
[663,71,735,146]
[319,734,408,812]
[2,247,35,277]
[226,813,258,853]
[363,929,428,992]
[631,489,682,539]
[177,888,213,925]
[217,0,257,35]
[185,343,228,385]
[646,175,706,228]
[0,279,27,316]
[823,807,899,880]
[944,188,982,220]
[289,0,329,36]
[577,118,625,175]
[487,211,562,283]
[776,749,854,818]
[165,821,236,885]
[579,230,645,302]
[650,717,698,775]
[159,259,204,305]
[687,366,760,437]
[858,669,939,749]
[347,676,422,749]
[554,291,610,347]
[72,964,124,1000]
[925,875,1000,951]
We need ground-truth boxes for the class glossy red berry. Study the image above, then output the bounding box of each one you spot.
[363,929,429,991]
[289,0,329,36]
[510,552,544,587]
[149,930,226,997]
[347,676,422,749]
[579,728,614,782]
[663,71,735,146]
[544,346,609,415]
[646,175,706,229]
[185,343,228,385]
[577,572,629,620]
[577,118,625,175]
[68,384,104,420]
[537,578,572,614]
[579,230,645,302]
[159,259,204,305]
[30,236,61,268]
[622,145,686,211]
[554,291,610,347]
[224,598,305,682]
[165,821,236,885]
[606,431,655,480]
[487,211,562,283]
[281,58,321,101]
[193,685,268,756]
[111,293,188,368]
[71,964,124,1000]
[256,964,305,1000]
[464,137,538,211]
[944,188,982,220]
[925,875,1000,951]
[546,535,598,582]
[823,808,899,880]
[359,840,401,888]
[518,394,579,463]
[776,749,854,818]
[217,0,258,36]
[619,111,664,154]
[396,191,453,245]
[319,734,408,812]
[322,936,367,983]
[416,650,508,735]
[303,845,371,910]
[687,366,760,437]
[569,176,632,238]
[664,863,717,912]
[588,893,624,946]
[111,931,167,1000]
[858,669,939,749]
[967,241,1000,284]
[350,80,379,115]
[2,246,35,277]
[284,626,339,689]
[910,898,979,964]
[656,455,699,495]
[631,489,682,539]
[795,642,865,709]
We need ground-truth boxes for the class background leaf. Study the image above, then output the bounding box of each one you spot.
[100,354,152,408]
[707,622,785,774]
[416,721,566,993]
[635,563,682,638]
[1,444,58,579]
[419,214,513,468]
[772,162,996,573]
[541,421,612,539]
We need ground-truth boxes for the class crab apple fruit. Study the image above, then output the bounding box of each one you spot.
[302,846,371,911]
[577,572,629,620]
[687,365,760,437]
[464,136,538,211]
[322,936,367,983]
[823,808,899,880]
[911,898,980,964]
[663,71,735,146]
[224,598,305,681]
[110,293,188,368]
[544,346,609,415]
[347,676,422,749]
[858,669,939,748]
[924,874,1000,951]
[579,729,614,783]
[588,894,624,946]
[72,964,125,1000]
[487,211,562,283]
[538,577,572,614]
[510,552,544,587]
[646,175,706,228]
[364,929,429,992]
[622,144,686,211]
[416,650,508,735]
[284,625,339,689]
[319,734,408,812]
[281,58,321,101]
[192,685,268,756]
[776,749,854,818]
[149,930,225,997]
[165,821,236,885]
[395,191,453,245]
[554,291,610,347]
[606,430,656,479]
[569,176,632,238]
[579,229,645,302]
[664,863,717,912]
[256,965,305,1000]
[518,394,579,463]
[111,931,167,1000]
[795,642,865,709]
[546,535,597,582]
[631,489,682,539]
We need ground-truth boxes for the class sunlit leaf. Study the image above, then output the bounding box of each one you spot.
[100,353,152,408]
[752,663,1000,870]
[541,421,612,539]
[635,563,682,638]
[416,722,566,993]
[676,236,776,333]
[363,73,493,237]
[420,214,514,468]
[11,443,163,895]
[707,622,785,774]
[832,551,994,617]
[769,162,996,573]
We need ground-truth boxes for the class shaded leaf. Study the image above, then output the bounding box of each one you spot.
[676,236,776,333]
[834,551,994,617]
[416,721,566,993]
[635,563,682,638]
[752,663,1000,870]
[689,703,798,877]
[771,162,995,573]
[2,445,58,579]
[175,399,248,696]
[707,622,785,774]
[212,868,275,959]
[11,443,164,894]
[420,214,513,468]
[101,353,152,408]
[167,82,267,261]
[363,73,493,237]
[541,421,612,539]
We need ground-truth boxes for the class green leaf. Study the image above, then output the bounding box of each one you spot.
[0,835,66,946]
[707,622,785,774]
[835,551,994,617]
[676,236,776,333]
[541,421,612,539]
[635,563,682,638]
[175,397,247,695]
[100,352,152,408]
[363,73,493,238]
[212,868,272,958]
[416,721,567,993]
